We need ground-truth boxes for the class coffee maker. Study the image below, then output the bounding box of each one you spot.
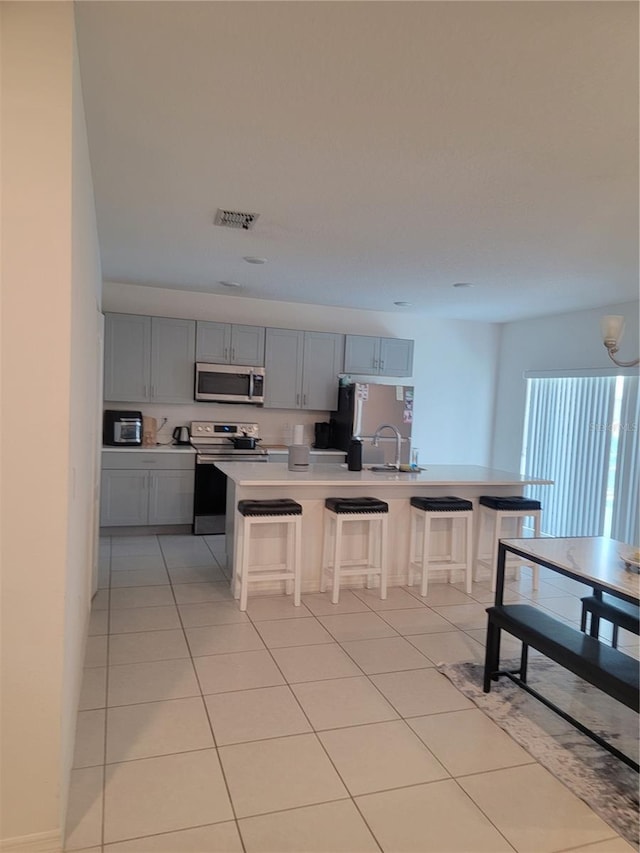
[313,421,331,449]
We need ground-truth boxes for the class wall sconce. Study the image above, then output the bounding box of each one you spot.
[600,315,640,367]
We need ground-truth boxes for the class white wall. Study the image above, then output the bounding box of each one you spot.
[0,3,102,848]
[104,282,499,464]
[492,300,640,472]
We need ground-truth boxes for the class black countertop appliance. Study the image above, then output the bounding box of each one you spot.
[313,421,332,449]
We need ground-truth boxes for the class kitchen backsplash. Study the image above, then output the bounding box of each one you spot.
[102,402,328,446]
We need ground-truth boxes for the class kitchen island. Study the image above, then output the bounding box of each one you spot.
[217,462,553,594]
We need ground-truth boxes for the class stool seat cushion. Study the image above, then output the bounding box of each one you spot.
[238,499,302,516]
[325,496,388,514]
[411,496,473,512]
[479,495,541,511]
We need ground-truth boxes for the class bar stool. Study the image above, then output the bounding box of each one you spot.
[321,497,389,604]
[474,495,542,592]
[408,496,474,597]
[234,499,302,612]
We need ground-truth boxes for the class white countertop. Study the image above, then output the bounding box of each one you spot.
[215,462,552,487]
[264,447,346,456]
[102,445,195,453]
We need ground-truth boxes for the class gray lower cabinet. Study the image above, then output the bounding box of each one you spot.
[264,328,344,410]
[344,334,414,376]
[100,452,195,526]
[196,321,265,366]
[104,313,196,403]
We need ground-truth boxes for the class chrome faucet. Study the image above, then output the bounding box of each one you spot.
[372,423,402,470]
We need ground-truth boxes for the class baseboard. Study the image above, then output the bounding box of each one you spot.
[0,830,62,853]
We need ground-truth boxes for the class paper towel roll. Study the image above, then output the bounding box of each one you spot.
[292,424,305,445]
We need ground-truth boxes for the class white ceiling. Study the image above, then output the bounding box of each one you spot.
[75,1,638,323]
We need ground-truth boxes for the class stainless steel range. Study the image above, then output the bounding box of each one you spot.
[191,421,268,535]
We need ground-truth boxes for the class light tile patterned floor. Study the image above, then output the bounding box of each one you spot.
[65,535,637,852]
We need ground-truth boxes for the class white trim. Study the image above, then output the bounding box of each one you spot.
[523,367,634,379]
[0,830,62,853]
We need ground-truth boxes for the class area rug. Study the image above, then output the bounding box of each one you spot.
[439,658,639,847]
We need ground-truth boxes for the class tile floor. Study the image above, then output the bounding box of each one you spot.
[66,534,638,852]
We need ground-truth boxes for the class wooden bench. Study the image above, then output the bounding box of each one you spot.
[580,593,640,649]
[484,604,639,769]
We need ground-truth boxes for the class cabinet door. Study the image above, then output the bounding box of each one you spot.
[301,332,344,410]
[104,313,151,401]
[100,470,149,526]
[379,337,414,376]
[196,321,231,362]
[150,318,196,403]
[148,469,195,524]
[264,328,304,408]
[230,325,265,366]
[344,335,380,374]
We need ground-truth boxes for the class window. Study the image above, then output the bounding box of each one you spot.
[521,374,639,544]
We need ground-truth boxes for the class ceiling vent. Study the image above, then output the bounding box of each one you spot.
[214,209,260,230]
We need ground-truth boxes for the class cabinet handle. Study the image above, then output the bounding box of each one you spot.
[372,359,378,369]
[224,348,228,361]
[143,384,147,398]
[379,360,385,370]
[303,394,307,407]
[151,384,156,398]
[296,393,300,406]
[231,348,236,361]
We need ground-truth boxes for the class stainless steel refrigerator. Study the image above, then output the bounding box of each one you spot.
[330,382,414,465]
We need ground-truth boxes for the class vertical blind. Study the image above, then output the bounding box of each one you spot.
[610,376,639,545]
[522,376,618,538]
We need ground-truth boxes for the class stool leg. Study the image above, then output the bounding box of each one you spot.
[320,511,330,593]
[366,519,375,589]
[379,514,388,600]
[239,518,251,612]
[285,519,294,596]
[420,513,431,598]
[408,508,417,587]
[464,513,473,594]
[489,512,501,593]
[293,516,302,607]
[234,511,244,600]
[532,513,541,590]
[473,504,483,582]
[513,514,523,581]
[332,515,343,604]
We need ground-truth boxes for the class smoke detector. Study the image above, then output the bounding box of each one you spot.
[214,209,260,230]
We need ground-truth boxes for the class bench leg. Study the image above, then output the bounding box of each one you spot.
[589,611,600,640]
[483,620,501,692]
[520,643,529,683]
[611,624,619,649]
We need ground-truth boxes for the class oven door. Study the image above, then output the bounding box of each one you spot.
[193,455,268,535]
[195,363,265,404]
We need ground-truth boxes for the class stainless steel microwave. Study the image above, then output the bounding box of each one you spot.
[195,362,265,405]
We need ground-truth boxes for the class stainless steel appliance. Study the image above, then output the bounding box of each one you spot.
[172,426,190,445]
[191,420,268,534]
[330,383,414,465]
[195,362,265,405]
[103,410,143,446]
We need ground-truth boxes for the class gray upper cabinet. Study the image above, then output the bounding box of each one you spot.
[264,329,304,409]
[264,328,344,410]
[151,317,196,402]
[301,331,345,410]
[104,313,151,401]
[378,337,414,376]
[196,321,265,366]
[104,313,195,403]
[344,334,413,377]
